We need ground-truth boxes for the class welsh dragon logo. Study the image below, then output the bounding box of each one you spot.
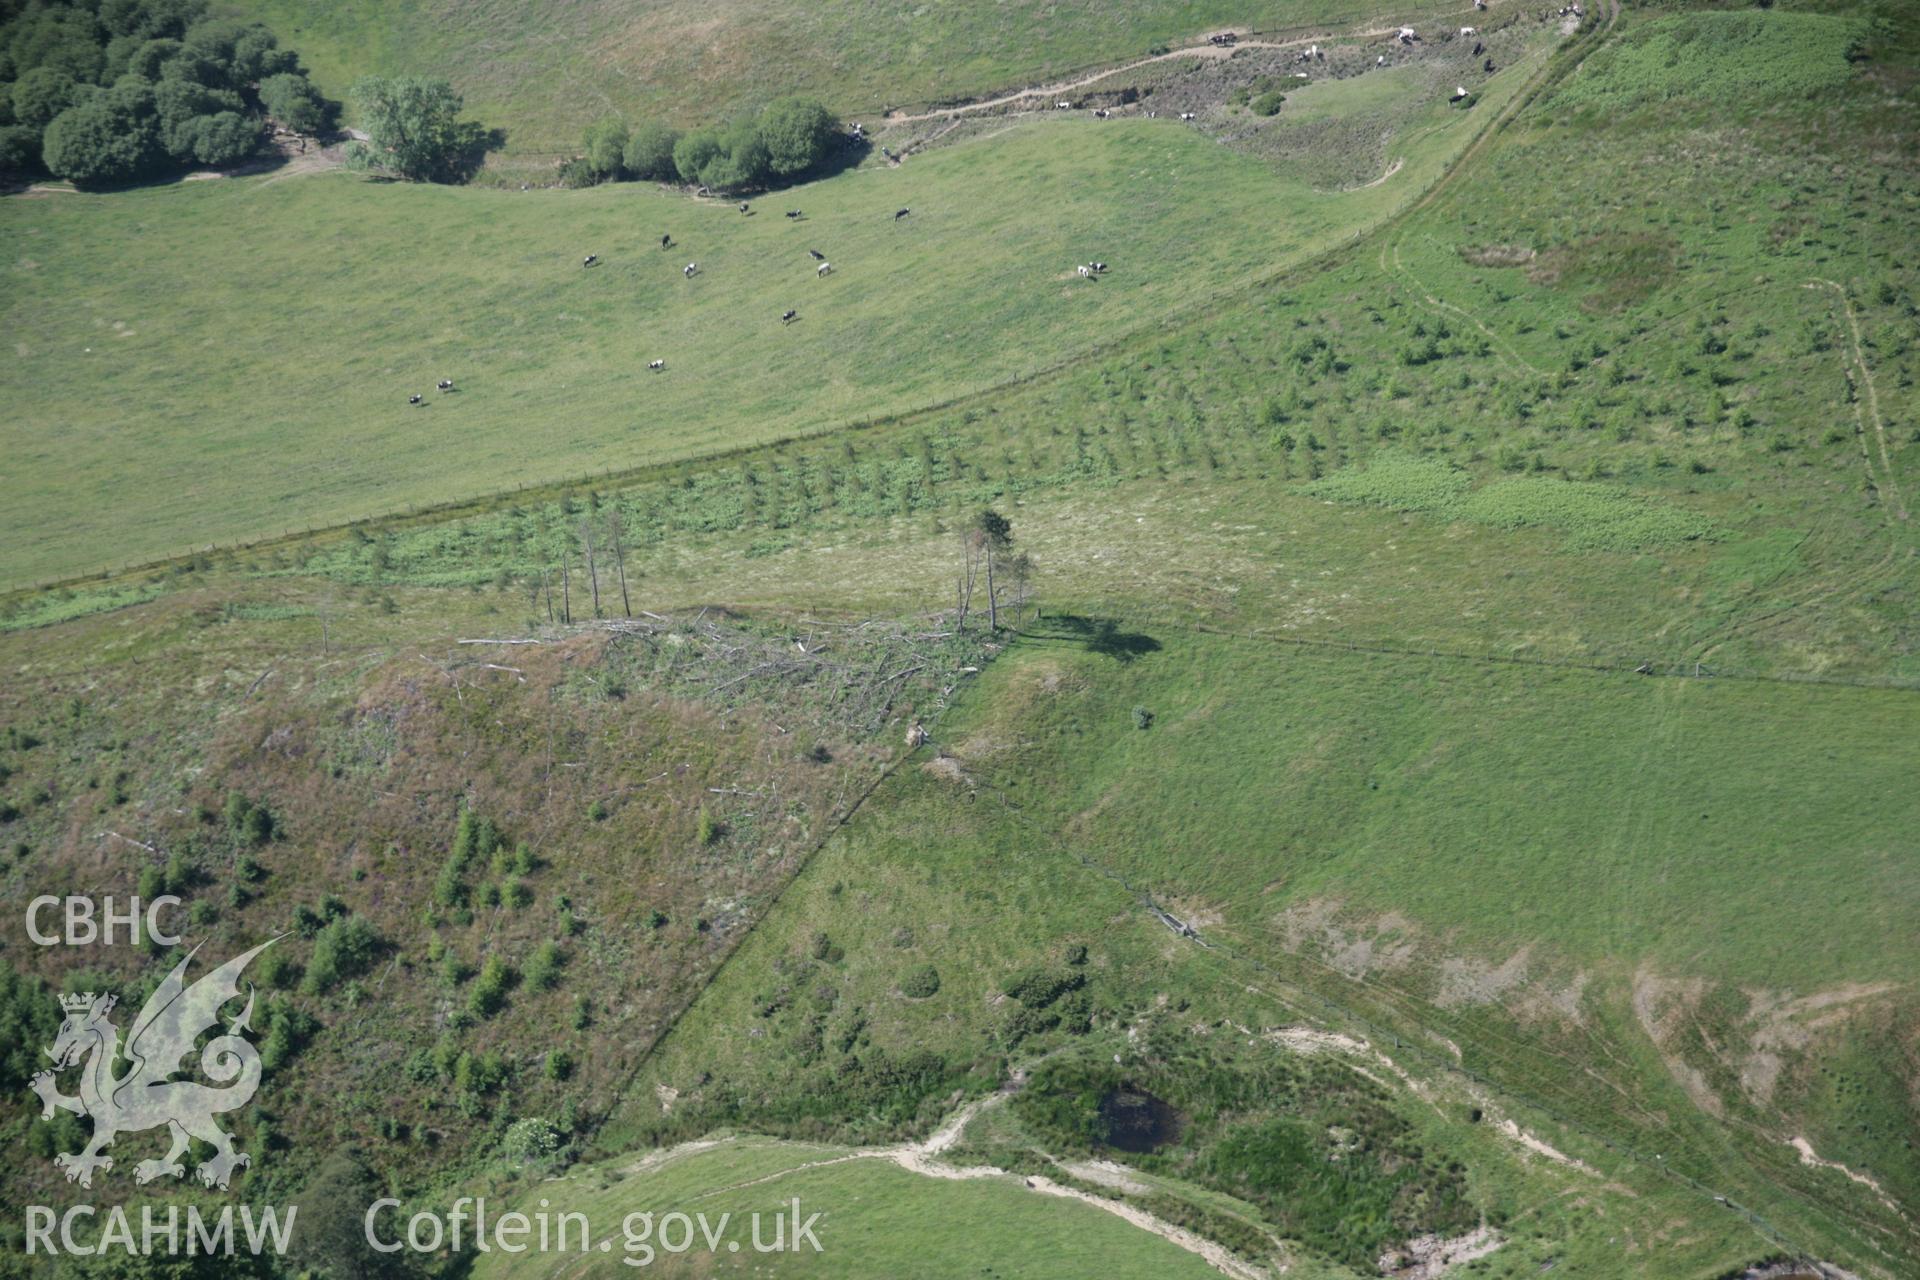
[29,939,277,1190]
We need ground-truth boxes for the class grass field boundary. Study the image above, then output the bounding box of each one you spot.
[588,607,1914,1268]
[1174,618,1920,692]
[2,8,1610,605]
[0,20,1589,610]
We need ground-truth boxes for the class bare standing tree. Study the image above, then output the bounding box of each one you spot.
[956,509,1014,630]
[1005,551,1034,628]
[975,509,1012,630]
[608,511,632,618]
[956,523,983,629]
[580,519,601,617]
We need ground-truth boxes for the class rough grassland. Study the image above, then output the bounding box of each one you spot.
[219,0,1476,150]
[1554,11,1868,115]
[616,626,1920,1273]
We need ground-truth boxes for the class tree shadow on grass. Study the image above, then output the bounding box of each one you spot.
[1034,615,1162,664]
[455,125,510,182]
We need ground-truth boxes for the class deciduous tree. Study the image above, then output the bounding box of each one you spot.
[345,75,485,182]
[757,95,837,176]
[622,119,679,181]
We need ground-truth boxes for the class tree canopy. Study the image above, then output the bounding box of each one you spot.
[0,0,331,184]
[622,119,679,181]
[758,95,837,176]
[345,75,490,183]
[258,70,327,133]
[580,95,840,193]
[581,114,627,177]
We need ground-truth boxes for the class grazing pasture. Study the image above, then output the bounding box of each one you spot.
[2,100,1513,588]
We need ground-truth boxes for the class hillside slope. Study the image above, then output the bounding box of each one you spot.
[1,1,1915,1276]
[218,0,1480,149]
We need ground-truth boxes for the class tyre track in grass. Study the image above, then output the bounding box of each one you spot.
[1807,278,1907,523]
[1374,0,1617,375]
[1689,278,1915,668]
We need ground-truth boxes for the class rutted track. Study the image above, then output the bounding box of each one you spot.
[605,1093,1272,1280]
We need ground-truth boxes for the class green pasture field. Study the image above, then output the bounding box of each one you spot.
[2,88,1525,590]
[469,1138,1232,1279]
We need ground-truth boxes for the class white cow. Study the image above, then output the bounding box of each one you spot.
[818,261,833,277]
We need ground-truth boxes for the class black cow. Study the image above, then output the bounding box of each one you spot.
[785,210,803,220]
[781,309,798,324]
[808,249,826,261]
[408,393,423,405]
[894,207,911,221]
[583,254,598,267]
[437,379,454,391]
[661,234,673,250]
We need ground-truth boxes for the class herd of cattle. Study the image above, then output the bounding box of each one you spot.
[404,204,1015,396]
[405,16,1543,405]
